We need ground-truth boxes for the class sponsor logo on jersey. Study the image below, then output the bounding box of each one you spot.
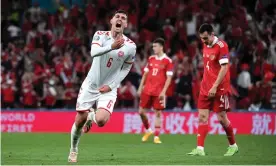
[118,51,124,57]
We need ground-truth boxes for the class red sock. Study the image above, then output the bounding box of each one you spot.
[197,124,209,147]
[155,126,160,136]
[222,122,236,145]
[140,114,149,129]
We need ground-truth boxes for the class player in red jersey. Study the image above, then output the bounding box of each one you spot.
[137,38,173,144]
[187,23,238,156]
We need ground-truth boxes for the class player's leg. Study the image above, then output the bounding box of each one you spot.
[153,110,162,143]
[187,95,210,156]
[70,111,88,151]
[84,91,116,131]
[152,96,165,144]
[69,111,92,163]
[68,84,96,162]
[82,108,96,133]
[139,93,153,142]
[215,94,238,156]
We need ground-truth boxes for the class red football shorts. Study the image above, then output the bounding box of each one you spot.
[139,93,165,110]
[197,93,230,112]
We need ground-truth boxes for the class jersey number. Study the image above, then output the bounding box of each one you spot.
[152,68,159,76]
[107,58,113,68]
[107,100,113,109]
[206,61,210,71]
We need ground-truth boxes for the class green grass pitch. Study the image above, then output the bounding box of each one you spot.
[2,133,276,165]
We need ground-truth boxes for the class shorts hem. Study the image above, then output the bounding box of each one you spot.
[98,107,112,115]
[76,109,90,112]
[153,108,164,111]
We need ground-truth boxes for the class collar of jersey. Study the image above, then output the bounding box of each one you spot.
[207,36,218,48]
[109,31,126,40]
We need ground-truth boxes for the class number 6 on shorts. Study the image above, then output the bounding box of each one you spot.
[107,100,113,109]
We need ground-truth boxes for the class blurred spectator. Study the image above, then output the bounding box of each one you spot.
[237,63,252,99]
[7,23,21,41]
[118,80,138,108]
[176,58,194,111]
[249,71,275,111]
[21,82,37,108]
[268,34,276,65]
[63,84,77,109]
[1,80,17,108]
[42,77,58,109]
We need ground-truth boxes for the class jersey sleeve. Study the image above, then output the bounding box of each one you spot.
[166,60,174,76]
[91,31,105,47]
[218,41,229,65]
[124,46,136,64]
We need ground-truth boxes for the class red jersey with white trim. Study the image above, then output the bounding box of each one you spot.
[200,36,231,96]
[143,54,173,96]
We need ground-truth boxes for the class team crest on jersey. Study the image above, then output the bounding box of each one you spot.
[210,54,216,60]
[93,35,100,41]
[118,51,124,57]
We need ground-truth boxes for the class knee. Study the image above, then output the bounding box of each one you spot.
[155,111,161,118]
[217,113,229,126]
[198,113,208,123]
[139,108,146,115]
[96,118,107,127]
[95,112,110,127]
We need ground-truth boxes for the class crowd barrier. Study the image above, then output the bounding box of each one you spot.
[1,110,276,135]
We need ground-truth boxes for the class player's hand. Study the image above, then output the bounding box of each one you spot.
[159,91,166,106]
[99,85,112,93]
[208,86,217,98]
[111,36,124,50]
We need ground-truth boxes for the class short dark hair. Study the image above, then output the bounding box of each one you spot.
[113,9,128,17]
[153,38,165,47]
[198,23,214,34]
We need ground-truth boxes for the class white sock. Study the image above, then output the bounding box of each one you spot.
[197,146,204,150]
[229,143,237,147]
[70,123,82,152]
[87,111,97,125]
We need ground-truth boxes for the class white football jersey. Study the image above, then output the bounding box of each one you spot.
[86,31,136,91]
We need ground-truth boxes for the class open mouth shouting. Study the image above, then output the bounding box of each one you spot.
[115,21,122,29]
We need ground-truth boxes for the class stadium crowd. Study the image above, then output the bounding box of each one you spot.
[1,0,276,111]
